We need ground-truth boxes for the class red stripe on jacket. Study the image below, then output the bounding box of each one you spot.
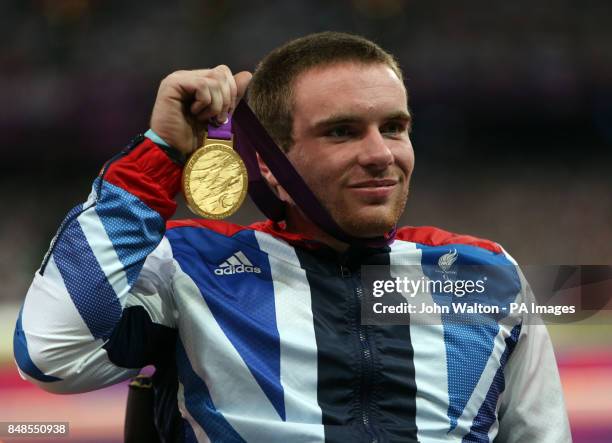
[103,138,182,220]
[396,225,502,253]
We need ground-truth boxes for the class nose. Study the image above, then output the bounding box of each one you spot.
[357,127,394,171]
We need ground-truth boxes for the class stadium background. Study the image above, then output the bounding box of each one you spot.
[0,0,610,441]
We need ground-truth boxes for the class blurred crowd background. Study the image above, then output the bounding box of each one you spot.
[0,0,610,442]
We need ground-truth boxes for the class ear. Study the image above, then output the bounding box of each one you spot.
[256,153,293,204]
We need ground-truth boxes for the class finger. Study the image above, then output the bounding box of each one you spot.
[216,75,233,124]
[211,66,239,112]
[189,67,233,122]
[161,70,205,102]
[234,71,253,102]
[209,65,235,122]
[190,77,223,118]
[176,68,222,114]
[190,81,212,115]
[195,86,224,122]
[227,74,238,115]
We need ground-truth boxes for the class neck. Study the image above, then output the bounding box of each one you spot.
[284,206,349,252]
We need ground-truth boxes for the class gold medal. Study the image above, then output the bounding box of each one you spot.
[182,133,248,219]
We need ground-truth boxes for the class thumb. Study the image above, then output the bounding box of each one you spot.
[234,71,253,102]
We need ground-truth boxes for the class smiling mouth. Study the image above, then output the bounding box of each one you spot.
[346,179,400,201]
[348,179,398,188]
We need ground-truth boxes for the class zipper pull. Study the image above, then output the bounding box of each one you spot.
[340,264,351,278]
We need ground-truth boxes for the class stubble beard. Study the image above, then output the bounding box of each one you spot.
[326,186,409,238]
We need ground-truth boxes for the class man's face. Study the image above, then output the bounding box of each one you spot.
[287,62,414,238]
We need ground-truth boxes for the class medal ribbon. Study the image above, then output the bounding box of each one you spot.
[210,100,396,247]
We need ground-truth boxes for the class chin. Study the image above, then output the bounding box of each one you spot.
[337,210,399,238]
[328,194,408,239]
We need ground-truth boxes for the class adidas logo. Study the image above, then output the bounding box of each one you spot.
[214,251,262,276]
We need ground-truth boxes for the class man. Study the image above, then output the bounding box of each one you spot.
[14,32,570,442]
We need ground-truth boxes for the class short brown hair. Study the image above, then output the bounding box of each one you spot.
[247,31,404,151]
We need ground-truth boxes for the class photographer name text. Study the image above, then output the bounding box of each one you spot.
[372,302,576,316]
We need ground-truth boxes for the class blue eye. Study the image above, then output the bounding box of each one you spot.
[381,122,406,135]
[327,126,353,138]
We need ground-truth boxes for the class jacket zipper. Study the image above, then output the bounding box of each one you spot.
[341,264,379,443]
